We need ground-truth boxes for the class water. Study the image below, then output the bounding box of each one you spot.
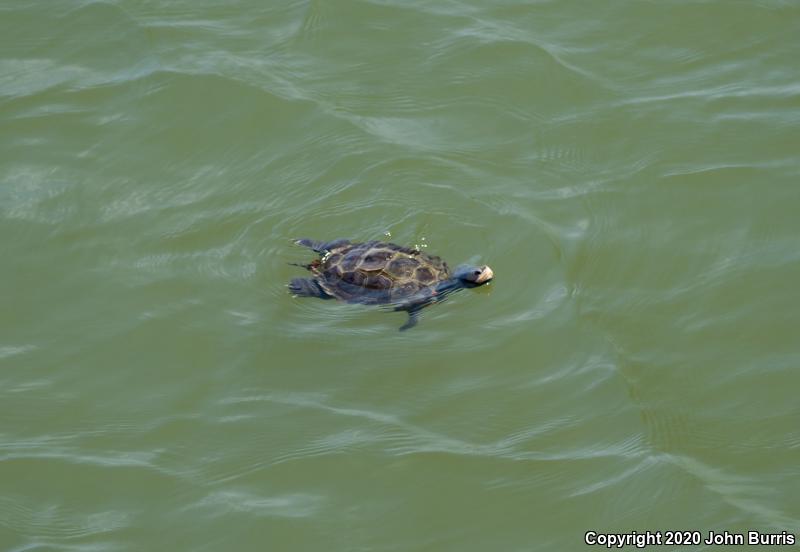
[2,1,799,550]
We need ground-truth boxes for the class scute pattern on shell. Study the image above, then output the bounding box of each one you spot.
[313,241,450,305]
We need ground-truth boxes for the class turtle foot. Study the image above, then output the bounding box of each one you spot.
[288,278,330,299]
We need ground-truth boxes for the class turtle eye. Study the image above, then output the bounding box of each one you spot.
[473,270,481,276]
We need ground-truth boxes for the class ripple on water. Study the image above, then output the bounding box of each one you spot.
[186,490,325,519]
[0,494,131,541]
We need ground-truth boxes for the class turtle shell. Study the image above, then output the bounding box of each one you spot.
[313,241,450,305]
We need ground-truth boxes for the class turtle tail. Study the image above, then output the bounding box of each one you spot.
[288,260,320,271]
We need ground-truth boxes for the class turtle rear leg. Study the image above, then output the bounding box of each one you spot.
[288,278,331,299]
[294,238,350,253]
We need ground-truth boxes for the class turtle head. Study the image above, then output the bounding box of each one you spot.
[452,264,494,287]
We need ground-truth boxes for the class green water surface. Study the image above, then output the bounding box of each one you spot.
[1,1,799,550]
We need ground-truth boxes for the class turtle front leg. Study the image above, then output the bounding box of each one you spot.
[398,308,421,331]
[288,278,331,299]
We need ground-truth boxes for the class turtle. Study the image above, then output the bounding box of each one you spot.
[288,238,494,331]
